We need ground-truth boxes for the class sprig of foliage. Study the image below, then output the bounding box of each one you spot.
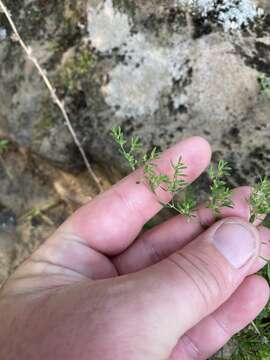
[175,186,197,219]
[208,160,234,216]
[111,126,142,171]
[249,177,270,224]
[142,147,168,192]
[167,158,187,194]
[111,127,237,221]
[112,127,270,360]
[112,127,195,217]
[143,162,169,192]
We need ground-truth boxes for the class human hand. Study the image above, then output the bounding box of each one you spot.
[0,137,269,360]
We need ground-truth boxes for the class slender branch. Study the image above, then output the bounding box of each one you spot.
[0,1,103,192]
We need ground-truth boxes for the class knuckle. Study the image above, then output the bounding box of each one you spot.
[181,334,204,360]
[168,248,232,311]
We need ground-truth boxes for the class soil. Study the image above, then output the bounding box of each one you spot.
[0,144,113,286]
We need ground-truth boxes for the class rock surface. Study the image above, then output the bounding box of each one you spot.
[0,0,270,185]
[0,144,110,285]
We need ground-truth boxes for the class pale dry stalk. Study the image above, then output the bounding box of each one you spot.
[0,1,103,192]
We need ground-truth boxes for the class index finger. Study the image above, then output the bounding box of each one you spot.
[57,137,212,256]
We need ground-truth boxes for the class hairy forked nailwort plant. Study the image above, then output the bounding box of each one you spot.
[111,125,270,240]
[112,126,270,356]
[249,177,270,224]
[208,160,234,216]
[112,126,235,220]
[111,126,142,171]
[111,126,196,219]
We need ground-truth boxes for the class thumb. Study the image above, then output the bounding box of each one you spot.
[137,217,261,337]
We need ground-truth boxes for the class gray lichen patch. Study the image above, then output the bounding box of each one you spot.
[0,28,7,41]
[88,0,189,117]
[103,34,189,117]
[176,0,263,31]
[87,0,131,53]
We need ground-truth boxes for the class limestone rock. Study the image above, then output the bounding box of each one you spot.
[0,0,269,185]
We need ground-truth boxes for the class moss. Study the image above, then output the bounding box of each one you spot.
[38,114,54,130]
[59,49,96,93]
[47,40,60,53]
[113,0,136,17]
[36,97,57,131]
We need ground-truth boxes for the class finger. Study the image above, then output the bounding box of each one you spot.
[55,137,211,256]
[134,217,261,342]
[113,186,261,274]
[249,225,270,274]
[170,275,270,360]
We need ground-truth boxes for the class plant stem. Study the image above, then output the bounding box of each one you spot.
[251,321,261,336]
[0,1,103,193]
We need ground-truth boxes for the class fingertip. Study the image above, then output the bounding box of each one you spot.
[240,275,270,312]
[182,136,212,163]
[232,186,251,201]
[258,225,270,241]
[170,274,269,360]
[252,274,270,296]
[210,275,270,338]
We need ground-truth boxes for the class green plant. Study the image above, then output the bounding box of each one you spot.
[111,128,270,357]
[111,126,198,219]
[112,127,270,359]
[60,49,96,93]
[249,177,270,224]
[111,126,142,171]
[111,126,270,277]
[111,127,270,227]
[112,127,236,219]
[0,139,10,153]
[208,160,234,216]
[173,185,197,219]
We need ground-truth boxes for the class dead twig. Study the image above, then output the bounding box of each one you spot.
[19,201,61,226]
[0,1,103,193]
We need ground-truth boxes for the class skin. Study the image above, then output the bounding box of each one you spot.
[0,137,269,360]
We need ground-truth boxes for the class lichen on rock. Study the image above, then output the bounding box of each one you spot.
[103,34,189,117]
[88,0,190,117]
[87,0,131,53]
[176,0,263,31]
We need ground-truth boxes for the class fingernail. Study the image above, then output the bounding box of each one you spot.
[213,221,257,269]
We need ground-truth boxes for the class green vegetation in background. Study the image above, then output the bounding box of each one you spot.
[0,139,10,154]
[60,49,96,93]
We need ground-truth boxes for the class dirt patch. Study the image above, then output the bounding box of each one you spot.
[0,144,113,286]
